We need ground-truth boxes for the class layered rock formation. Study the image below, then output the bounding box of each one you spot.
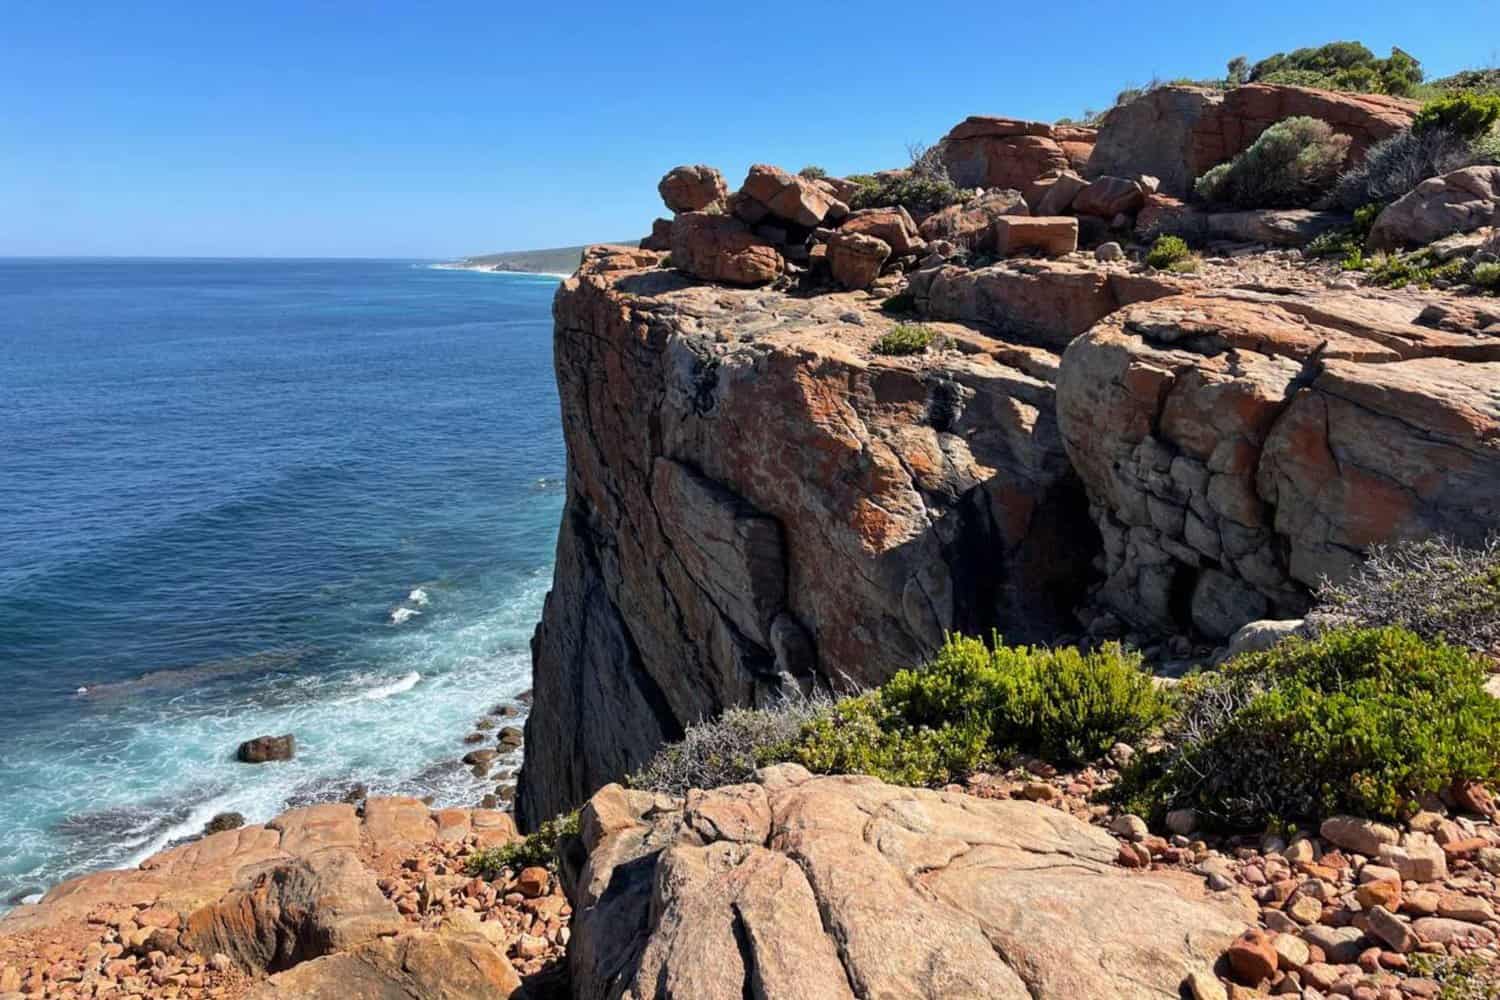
[565,765,1252,999]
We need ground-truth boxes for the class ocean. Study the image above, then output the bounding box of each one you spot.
[0,258,564,908]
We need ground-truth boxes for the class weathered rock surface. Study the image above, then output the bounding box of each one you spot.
[519,245,1099,824]
[738,163,842,228]
[1057,290,1500,635]
[669,212,783,286]
[917,189,1029,251]
[938,116,1074,191]
[567,767,1250,1000]
[1088,83,1416,197]
[236,734,294,764]
[246,930,522,999]
[826,230,890,289]
[993,215,1079,257]
[658,164,728,214]
[1369,165,1500,250]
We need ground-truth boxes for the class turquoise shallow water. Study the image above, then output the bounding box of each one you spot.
[0,259,564,907]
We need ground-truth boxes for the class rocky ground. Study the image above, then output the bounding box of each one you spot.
[0,796,568,1000]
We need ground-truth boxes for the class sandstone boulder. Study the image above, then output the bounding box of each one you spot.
[1089,84,1416,198]
[670,212,784,286]
[639,217,673,251]
[1073,176,1147,219]
[826,231,891,290]
[993,216,1078,257]
[658,164,728,214]
[738,164,842,228]
[567,769,1250,1000]
[237,734,294,763]
[181,847,402,973]
[918,189,1029,251]
[246,930,522,999]
[1368,166,1500,250]
[939,116,1072,191]
[838,206,924,257]
[1028,169,1088,216]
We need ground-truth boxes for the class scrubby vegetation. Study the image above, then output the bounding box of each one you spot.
[1339,246,1472,289]
[466,811,581,876]
[797,165,828,179]
[1245,41,1423,97]
[847,141,970,214]
[1475,261,1500,292]
[1334,93,1500,210]
[1145,235,1191,270]
[1194,116,1350,208]
[1312,536,1500,656]
[628,699,827,796]
[1303,202,1382,259]
[872,323,936,356]
[1120,627,1500,829]
[1414,93,1500,140]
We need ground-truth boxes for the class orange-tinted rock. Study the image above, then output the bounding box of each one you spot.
[993,216,1078,257]
[1368,166,1500,250]
[670,212,784,286]
[918,190,1029,251]
[838,206,924,257]
[1072,176,1147,218]
[739,164,841,228]
[939,116,1072,191]
[640,217,673,251]
[827,231,890,290]
[659,164,729,214]
[1226,929,1278,985]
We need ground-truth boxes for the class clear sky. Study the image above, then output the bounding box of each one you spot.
[4,1,1496,259]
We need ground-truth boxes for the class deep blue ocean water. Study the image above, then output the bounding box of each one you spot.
[0,259,564,907]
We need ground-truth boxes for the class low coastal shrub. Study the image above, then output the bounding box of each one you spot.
[1145,236,1191,270]
[847,172,969,214]
[798,165,829,179]
[1334,124,1500,210]
[1311,536,1500,656]
[1119,627,1500,829]
[786,635,1168,785]
[1194,117,1351,208]
[1414,93,1500,140]
[1474,262,1500,292]
[1304,202,1382,259]
[628,699,827,796]
[466,811,580,876]
[873,324,936,356]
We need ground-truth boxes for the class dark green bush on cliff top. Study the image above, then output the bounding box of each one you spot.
[466,811,580,876]
[1119,626,1500,828]
[1248,41,1423,97]
[1413,93,1500,140]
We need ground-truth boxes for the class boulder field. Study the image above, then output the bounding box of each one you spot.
[517,241,1500,826]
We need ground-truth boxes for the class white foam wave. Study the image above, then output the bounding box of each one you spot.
[361,671,420,700]
[389,606,422,625]
[407,587,430,607]
[123,793,243,869]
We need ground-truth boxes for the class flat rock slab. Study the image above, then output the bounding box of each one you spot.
[567,767,1251,1000]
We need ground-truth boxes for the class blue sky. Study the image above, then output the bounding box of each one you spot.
[4,1,1496,258]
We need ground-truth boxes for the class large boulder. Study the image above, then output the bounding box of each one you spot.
[838,206,925,257]
[1072,176,1148,218]
[246,930,522,999]
[994,216,1079,257]
[567,769,1250,1000]
[1058,289,1500,636]
[918,189,1030,251]
[670,213,784,286]
[939,116,1073,191]
[658,165,729,214]
[738,164,842,228]
[1368,166,1500,250]
[180,847,402,973]
[826,231,891,290]
[1088,84,1417,198]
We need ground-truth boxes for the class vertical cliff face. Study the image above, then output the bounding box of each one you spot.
[517,248,1097,826]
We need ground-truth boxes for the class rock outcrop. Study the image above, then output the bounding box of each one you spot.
[1369,165,1500,250]
[518,245,1099,824]
[1057,290,1500,636]
[938,116,1078,191]
[566,766,1251,1000]
[1087,84,1417,197]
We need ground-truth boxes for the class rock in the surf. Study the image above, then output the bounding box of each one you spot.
[236,734,295,764]
[202,812,245,836]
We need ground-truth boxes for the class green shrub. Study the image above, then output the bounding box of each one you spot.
[1165,255,1202,274]
[629,699,827,796]
[848,172,969,214]
[466,811,581,876]
[798,165,829,180]
[1414,93,1500,139]
[788,691,992,787]
[1474,261,1500,291]
[875,634,1167,766]
[1145,235,1191,269]
[1249,42,1423,97]
[1304,202,1383,258]
[1120,627,1500,828]
[873,323,936,356]
[1194,117,1351,208]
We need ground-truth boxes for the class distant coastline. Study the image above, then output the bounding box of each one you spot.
[438,241,637,278]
